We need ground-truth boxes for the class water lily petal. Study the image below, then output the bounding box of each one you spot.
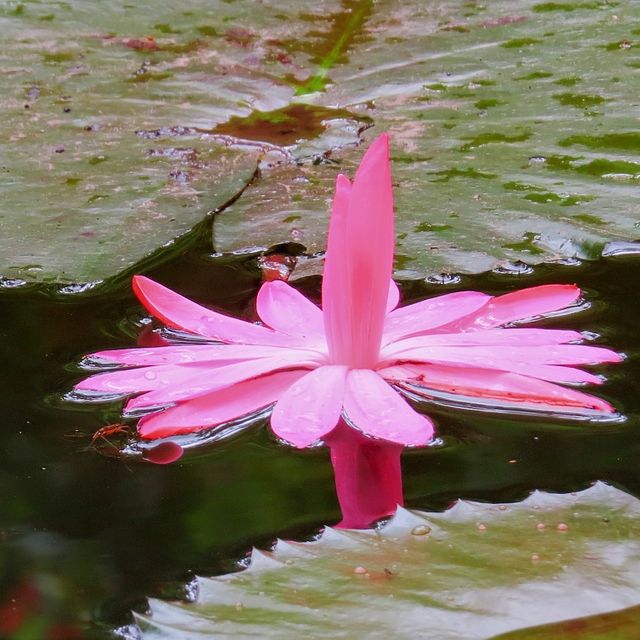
[323,135,395,367]
[343,369,434,446]
[256,280,326,346]
[382,343,622,368]
[452,284,581,331]
[387,280,400,312]
[85,344,309,367]
[343,134,395,367]
[137,370,305,439]
[76,362,218,395]
[382,291,490,344]
[380,363,615,413]
[271,365,347,448]
[125,353,318,411]
[379,361,601,386]
[322,173,351,361]
[380,328,582,354]
[133,275,304,347]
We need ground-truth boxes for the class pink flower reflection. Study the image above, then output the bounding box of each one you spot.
[75,135,620,528]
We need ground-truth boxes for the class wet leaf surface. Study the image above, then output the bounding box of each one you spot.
[135,483,640,639]
[0,0,369,290]
[214,0,640,278]
[5,1,640,288]
[493,603,640,639]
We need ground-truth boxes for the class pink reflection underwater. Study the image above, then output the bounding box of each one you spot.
[75,134,621,528]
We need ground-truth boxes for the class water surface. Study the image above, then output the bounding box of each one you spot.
[2,241,640,636]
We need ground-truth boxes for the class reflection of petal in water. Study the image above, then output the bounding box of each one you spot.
[110,409,274,462]
[142,442,184,465]
[400,383,624,424]
[324,420,403,529]
[64,389,128,403]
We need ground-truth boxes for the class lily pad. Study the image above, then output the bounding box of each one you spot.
[214,0,640,278]
[493,603,640,639]
[0,1,369,290]
[133,482,640,639]
[4,1,640,287]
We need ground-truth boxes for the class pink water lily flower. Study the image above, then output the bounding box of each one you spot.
[76,134,620,527]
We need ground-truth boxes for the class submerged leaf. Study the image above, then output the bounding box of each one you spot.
[134,482,640,639]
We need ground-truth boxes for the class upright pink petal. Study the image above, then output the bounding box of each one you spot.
[382,291,490,344]
[125,352,319,411]
[322,173,351,362]
[256,280,326,346]
[343,369,434,446]
[452,284,581,331]
[132,276,305,347]
[271,365,347,448]
[322,135,395,368]
[137,370,306,439]
[343,134,395,367]
[381,363,616,413]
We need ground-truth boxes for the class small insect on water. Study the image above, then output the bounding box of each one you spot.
[91,424,132,444]
[64,424,133,459]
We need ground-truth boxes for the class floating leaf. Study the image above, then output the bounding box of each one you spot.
[133,482,640,639]
[0,1,369,291]
[492,603,640,639]
[4,1,640,288]
[214,1,640,278]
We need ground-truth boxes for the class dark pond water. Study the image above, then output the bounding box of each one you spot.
[2,231,640,638]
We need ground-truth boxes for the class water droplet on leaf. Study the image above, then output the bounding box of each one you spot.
[411,525,431,536]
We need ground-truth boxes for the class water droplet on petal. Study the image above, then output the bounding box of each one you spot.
[144,370,157,380]
[411,525,431,536]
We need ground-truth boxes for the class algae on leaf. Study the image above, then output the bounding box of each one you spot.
[134,483,640,640]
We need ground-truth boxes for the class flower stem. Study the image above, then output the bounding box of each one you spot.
[325,420,404,529]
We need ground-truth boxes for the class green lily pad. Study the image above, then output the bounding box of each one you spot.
[214,0,640,278]
[0,1,370,290]
[135,482,640,639]
[4,1,640,287]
